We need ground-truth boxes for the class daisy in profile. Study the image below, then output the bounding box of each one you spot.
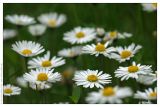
[136,71,157,85]
[73,69,112,88]
[86,86,133,104]
[3,84,21,96]
[110,43,142,63]
[28,51,65,69]
[29,82,52,90]
[103,31,132,42]
[58,46,82,58]
[134,87,157,100]
[5,14,35,26]
[96,27,105,36]
[115,61,152,81]
[38,12,67,28]
[23,68,61,85]
[17,76,28,88]
[28,24,47,36]
[141,3,157,12]
[3,29,17,40]
[82,42,115,57]
[63,26,96,44]
[12,40,45,57]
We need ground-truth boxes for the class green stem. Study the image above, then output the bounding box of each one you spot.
[24,57,29,72]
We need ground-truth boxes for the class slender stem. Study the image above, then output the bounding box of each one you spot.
[24,57,29,72]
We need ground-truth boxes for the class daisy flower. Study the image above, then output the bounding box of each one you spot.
[58,46,82,58]
[115,61,153,81]
[23,68,61,85]
[28,51,65,69]
[5,14,35,26]
[96,27,105,36]
[86,86,133,104]
[136,71,157,85]
[82,42,116,57]
[29,82,52,90]
[110,43,142,63]
[103,31,132,42]
[17,76,28,88]
[63,26,96,44]
[3,29,17,40]
[28,24,47,36]
[73,69,112,88]
[11,40,45,57]
[38,12,67,28]
[3,84,21,96]
[141,3,157,12]
[134,87,157,100]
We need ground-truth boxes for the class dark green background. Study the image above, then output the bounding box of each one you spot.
[3,3,157,104]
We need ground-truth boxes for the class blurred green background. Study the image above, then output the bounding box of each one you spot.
[3,3,157,104]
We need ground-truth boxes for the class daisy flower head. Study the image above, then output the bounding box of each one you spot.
[86,86,133,104]
[3,84,21,96]
[96,27,105,36]
[28,51,65,69]
[82,42,116,57]
[17,76,28,88]
[136,71,157,85]
[110,43,142,63]
[58,46,82,58]
[115,61,153,81]
[5,14,35,26]
[29,82,52,90]
[104,31,132,42]
[11,40,45,57]
[63,26,96,44]
[134,87,157,100]
[28,24,47,36]
[3,29,17,40]
[73,69,112,88]
[38,12,67,28]
[141,3,157,12]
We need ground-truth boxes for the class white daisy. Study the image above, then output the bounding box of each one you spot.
[136,71,157,85]
[86,86,133,104]
[29,82,52,90]
[134,87,157,100]
[141,3,157,12]
[139,101,152,104]
[11,40,45,57]
[28,51,65,69]
[3,29,17,40]
[28,24,47,36]
[96,27,105,36]
[115,61,153,81]
[110,43,142,63]
[17,76,28,88]
[63,26,96,44]
[82,42,116,57]
[3,84,21,96]
[58,46,82,58]
[23,68,61,85]
[38,12,67,28]
[5,14,35,26]
[73,69,112,88]
[103,31,132,42]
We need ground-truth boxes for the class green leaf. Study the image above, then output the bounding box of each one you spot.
[69,86,81,103]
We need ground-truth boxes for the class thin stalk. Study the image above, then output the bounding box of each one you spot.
[24,57,29,72]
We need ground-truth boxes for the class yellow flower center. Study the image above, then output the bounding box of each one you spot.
[152,3,157,8]
[41,60,52,67]
[128,66,139,73]
[76,32,85,38]
[149,92,157,97]
[4,88,13,94]
[109,31,117,38]
[87,75,98,82]
[120,50,132,59]
[21,49,32,55]
[48,19,56,27]
[37,73,48,81]
[95,43,106,52]
[103,87,115,96]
